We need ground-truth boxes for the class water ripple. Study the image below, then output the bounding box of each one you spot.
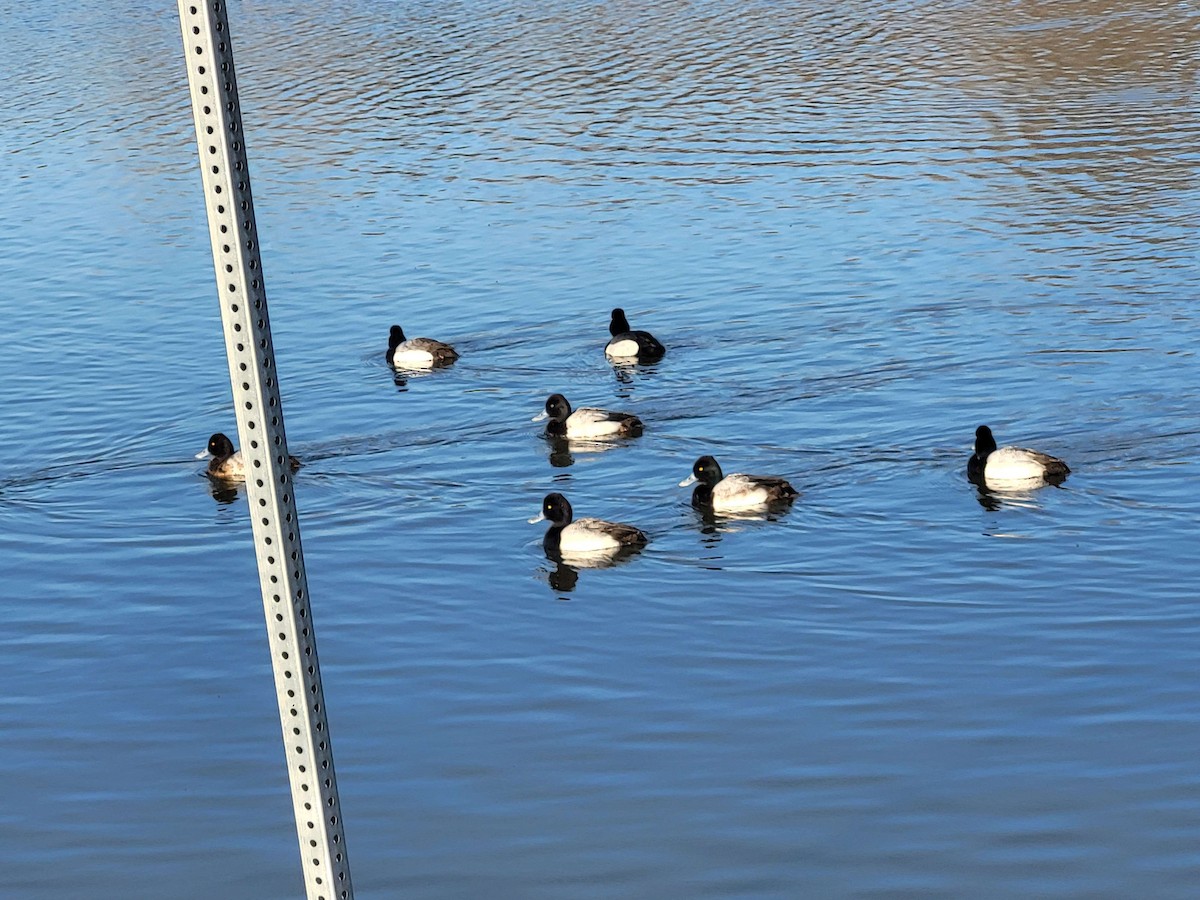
[1,1,1198,897]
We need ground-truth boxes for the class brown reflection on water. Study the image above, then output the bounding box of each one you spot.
[22,0,1191,263]
[960,1,1199,92]
[948,2,1199,233]
[52,0,1196,214]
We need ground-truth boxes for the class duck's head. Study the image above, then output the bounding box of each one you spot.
[974,425,997,457]
[680,454,723,488]
[544,393,572,422]
[533,393,573,424]
[533,492,573,527]
[609,308,631,335]
[207,432,236,459]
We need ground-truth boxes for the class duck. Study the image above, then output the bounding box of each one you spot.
[968,425,1070,487]
[386,324,459,369]
[605,307,666,363]
[531,492,649,556]
[202,432,301,480]
[679,454,798,511]
[532,393,644,439]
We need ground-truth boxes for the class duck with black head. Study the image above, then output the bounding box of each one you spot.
[532,393,644,439]
[967,425,1070,489]
[386,324,459,369]
[680,455,798,512]
[530,492,648,558]
[605,307,665,363]
[201,432,301,480]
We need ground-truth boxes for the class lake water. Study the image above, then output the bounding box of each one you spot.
[2,1,1198,896]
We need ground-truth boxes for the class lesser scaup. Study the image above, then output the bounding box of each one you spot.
[605,307,666,363]
[202,432,301,480]
[679,454,798,511]
[386,324,459,369]
[968,425,1070,487]
[532,393,644,439]
[531,492,649,556]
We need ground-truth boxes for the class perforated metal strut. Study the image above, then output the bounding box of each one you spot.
[177,3,352,898]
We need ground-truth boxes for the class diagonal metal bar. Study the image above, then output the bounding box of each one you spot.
[176,3,353,897]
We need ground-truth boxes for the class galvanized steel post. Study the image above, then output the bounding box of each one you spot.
[176,3,353,897]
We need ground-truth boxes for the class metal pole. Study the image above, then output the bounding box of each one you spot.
[176,3,353,898]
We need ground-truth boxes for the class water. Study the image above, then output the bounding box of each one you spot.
[2,1,1198,896]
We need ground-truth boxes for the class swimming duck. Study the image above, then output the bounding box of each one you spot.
[532,393,644,439]
[679,455,798,511]
[531,492,649,556]
[386,324,459,369]
[605,307,666,362]
[202,432,301,480]
[968,425,1070,487]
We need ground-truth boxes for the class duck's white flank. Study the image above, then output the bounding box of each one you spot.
[558,519,628,553]
[390,344,438,368]
[564,408,631,438]
[604,337,641,358]
[710,474,779,511]
[984,447,1061,482]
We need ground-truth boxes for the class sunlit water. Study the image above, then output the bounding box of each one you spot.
[2,2,1198,896]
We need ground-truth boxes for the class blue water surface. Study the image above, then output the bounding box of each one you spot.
[1,2,1198,897]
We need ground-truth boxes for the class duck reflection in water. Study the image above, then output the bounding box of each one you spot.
[544,435,628,468]
[546,437,574,468]
[391,367,450,392]
[691,502,794,545]
[206,477,241,505]
[610,357,665,396]
[973,482,1056,512]
[544,548,645,593]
